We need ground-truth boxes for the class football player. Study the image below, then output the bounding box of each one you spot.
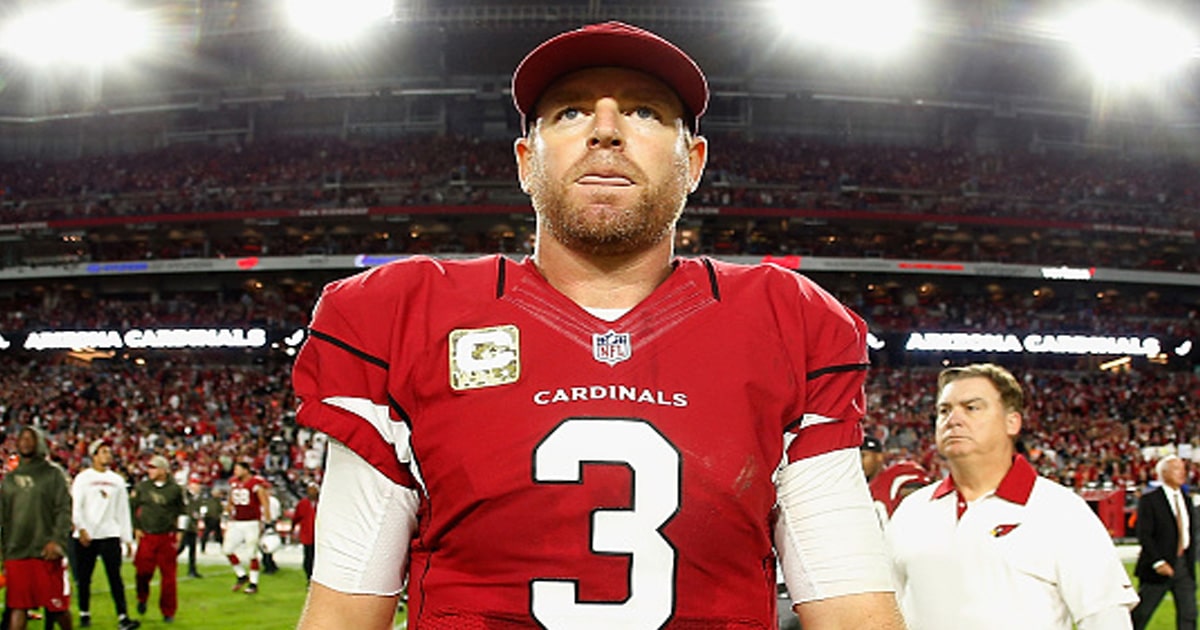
[294,21,903,630]
[222,461,271,594]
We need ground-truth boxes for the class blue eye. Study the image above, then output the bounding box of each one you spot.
[559,107,581,121]
[632,106,657,120]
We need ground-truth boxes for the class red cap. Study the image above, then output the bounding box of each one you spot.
[512,21,708,133]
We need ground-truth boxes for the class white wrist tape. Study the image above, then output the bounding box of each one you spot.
[312,440,419,595]
[774,447,895,602]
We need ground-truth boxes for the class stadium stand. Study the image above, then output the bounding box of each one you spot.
[0,5,1195,556]
[1,135,1196,272]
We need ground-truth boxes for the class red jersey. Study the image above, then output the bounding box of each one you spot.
[228,475,269,521]
[292,497,317,546]
[294,255,868,629]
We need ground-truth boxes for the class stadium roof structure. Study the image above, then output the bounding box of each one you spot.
[0,0,1196,166]
[0,2,1190,112]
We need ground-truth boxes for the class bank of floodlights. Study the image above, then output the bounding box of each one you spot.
[282,0,394,44]
[771,0,923,56]
[0,1,153,67]
[1053,2,1197,85]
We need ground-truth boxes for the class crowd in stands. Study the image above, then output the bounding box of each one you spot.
[26,212,1187,273]
[674,219,1197,273]
[0,286,316,332]
[0,276,1194,342]
[0,354,1194,530]
[0,136,507,221]
[0,358,316,499]
[838,282,1199,339]
[3,135,1198,230]
[699,138,1200,229]
[1,135,1197,273]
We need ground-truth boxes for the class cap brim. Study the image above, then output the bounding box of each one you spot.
[512,22,708,132]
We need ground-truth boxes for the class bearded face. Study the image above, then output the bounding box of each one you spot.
[516,67,706,259]
[524,133,693,257]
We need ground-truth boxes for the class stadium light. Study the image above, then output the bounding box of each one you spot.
[1053,2,1196,84]
[1098,356,1131,371]
[771,0,922,56]
[283,0,393,44]
[0,1,153,67]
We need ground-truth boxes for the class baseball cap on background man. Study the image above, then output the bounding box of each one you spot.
[148,455,170,470]
[511,21,709,133]
[88,438,109,457]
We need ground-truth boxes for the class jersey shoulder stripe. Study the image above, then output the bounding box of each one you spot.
[807,362,870,381]
[307,329,389,370]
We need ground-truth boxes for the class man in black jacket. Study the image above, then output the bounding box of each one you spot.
[1132,454,1197,629]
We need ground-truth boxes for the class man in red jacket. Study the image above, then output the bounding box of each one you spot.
[290,482,319,583]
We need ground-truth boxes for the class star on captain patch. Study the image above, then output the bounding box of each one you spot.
[592,330,631,366]
[449,325,520,391]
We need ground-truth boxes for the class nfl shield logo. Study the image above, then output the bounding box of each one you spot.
[592,330,632,366]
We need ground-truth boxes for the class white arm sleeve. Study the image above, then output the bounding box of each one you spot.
[71,474,87,533]
[774,447,895,603]
[311,439,420,595]
[1076,607,1135,630]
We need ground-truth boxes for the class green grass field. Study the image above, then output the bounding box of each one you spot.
[65,555,407,629]
[54,552,1190,629]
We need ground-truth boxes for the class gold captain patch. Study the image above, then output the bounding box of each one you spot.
[449,325,520,390]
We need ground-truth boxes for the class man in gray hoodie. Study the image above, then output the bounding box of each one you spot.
[0,426,74,630]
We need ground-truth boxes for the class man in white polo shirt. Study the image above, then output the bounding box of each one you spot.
[887,363,1137,629]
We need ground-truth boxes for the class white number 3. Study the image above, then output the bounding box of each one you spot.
[531,418,681,629]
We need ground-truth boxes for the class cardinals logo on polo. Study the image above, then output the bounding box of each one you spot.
[449,325,521,390]
[991,523,1021,538]
[592,330,631,366]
